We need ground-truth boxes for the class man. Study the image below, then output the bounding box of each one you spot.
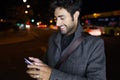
[26,0,106,80]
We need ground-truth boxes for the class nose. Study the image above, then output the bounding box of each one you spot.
[56,19,62,27]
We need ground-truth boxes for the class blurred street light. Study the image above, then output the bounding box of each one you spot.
[93,13,101,18]
[25,10,28,14]
[50,19,53,23]
[23,0,27,3]
[27,5,30,8]
[31,19,35,23]
[0,19,4,22]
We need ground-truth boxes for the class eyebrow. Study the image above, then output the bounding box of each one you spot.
[56,15,64,18]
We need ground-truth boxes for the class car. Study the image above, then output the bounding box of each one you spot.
[83,25,103,36]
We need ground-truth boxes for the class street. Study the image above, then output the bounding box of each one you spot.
[0,38,48,80]
[0,28,54,80]
[0,29,120,80]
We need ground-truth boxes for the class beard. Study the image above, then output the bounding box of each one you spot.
[59,23,76,36]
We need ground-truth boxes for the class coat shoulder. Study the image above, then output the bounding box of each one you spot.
[82,32,104,44]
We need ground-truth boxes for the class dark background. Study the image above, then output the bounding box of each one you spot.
[0,0,120,18]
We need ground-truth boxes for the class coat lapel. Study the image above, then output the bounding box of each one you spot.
[53,24,84,66]
[61,24,84,57]
[53,32,62,64]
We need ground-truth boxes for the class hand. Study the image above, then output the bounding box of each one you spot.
[26,57,52,80]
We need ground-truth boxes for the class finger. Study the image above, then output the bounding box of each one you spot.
[29,57,42,63]
[27,65,41,70]
[26,69,40,75]
[27,63,49,73]
[34,62,47,66]
[30,74,40,79]
[27,64,47,71]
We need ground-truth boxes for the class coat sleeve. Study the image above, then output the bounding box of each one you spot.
[42,32,57,64]
[49,38,106,80]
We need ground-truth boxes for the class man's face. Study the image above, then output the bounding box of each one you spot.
[54,7,78,36]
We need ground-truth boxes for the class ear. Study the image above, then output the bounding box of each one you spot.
[74,11,80,20]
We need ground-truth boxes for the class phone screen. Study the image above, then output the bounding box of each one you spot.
[24,58,33,65]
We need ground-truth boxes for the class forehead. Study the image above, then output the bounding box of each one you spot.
[54,7,70,17]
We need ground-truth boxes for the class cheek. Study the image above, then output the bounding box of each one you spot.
[67,20,74,27]
[63,19,72,25]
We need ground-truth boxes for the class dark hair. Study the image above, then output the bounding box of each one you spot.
[50,0,82,17]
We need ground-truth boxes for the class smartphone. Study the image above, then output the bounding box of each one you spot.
[24,58,33,65]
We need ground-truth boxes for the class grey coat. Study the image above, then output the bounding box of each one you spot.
[44,24,106,80]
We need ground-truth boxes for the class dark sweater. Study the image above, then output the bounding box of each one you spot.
[61,33,74,52]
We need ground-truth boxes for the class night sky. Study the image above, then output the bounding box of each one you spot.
[82,0,120,15]
[0,0,120,18]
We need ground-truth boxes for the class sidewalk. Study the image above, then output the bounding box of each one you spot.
[0,31,35,45]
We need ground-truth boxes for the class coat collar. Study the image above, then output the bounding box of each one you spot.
[74,23,84,40]
[54,23,84,48]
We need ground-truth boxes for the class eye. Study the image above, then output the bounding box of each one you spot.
[60,17,64,20]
